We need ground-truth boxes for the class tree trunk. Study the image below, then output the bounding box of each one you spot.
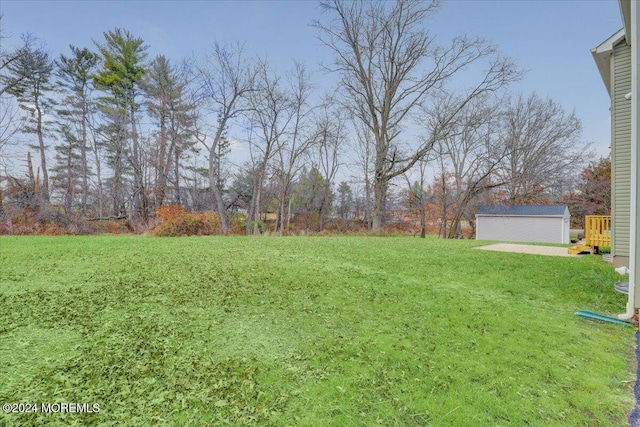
[27,152,36,209]
[317,201,325,232]
[247,164,268,236]
[448,209,464,239]
[130,102,145,222]
[441,173,447,239]
[253,186,262,235]
[35,100,49,203]
[92,135,104,218]
[372,174,387,231]
[208,151,229,235]
[174,148,181,204]
[112,133,125,218]
[65,143,73,211]
[80,103,89,212]
[420,203,426,238]
[212,186,228,234]
[155,112,168,207]
[246,182,256,235]
[364,176,371,228]
[278,194,286,235]
[278,177,291,235]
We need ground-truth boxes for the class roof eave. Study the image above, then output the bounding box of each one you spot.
[591,28,627,96]
[620,0,631,44]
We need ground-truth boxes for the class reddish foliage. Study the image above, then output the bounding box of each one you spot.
[151,209,222,236]
[42,223,70,236]
[565,157,611,228]
[104,220,131,234]
[155,204,188,222]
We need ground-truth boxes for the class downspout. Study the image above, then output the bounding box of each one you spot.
[621,0,639,320]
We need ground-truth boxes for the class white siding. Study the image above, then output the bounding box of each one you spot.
[563,217,570,244]
[476,216,568,244]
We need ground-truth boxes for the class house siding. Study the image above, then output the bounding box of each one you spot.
[612,40,632,265]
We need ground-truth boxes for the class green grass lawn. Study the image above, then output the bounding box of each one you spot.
[0,235,635,426]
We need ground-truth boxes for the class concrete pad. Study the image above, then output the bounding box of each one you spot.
[474,243,578,257]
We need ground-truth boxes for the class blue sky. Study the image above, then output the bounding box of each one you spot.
[0,0,624,159]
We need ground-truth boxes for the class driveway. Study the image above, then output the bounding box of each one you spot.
[474,243,577,257]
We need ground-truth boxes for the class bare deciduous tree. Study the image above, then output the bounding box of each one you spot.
[194,42,255,234]
[313,102,346,230]
[315,0,520,230]
[351,119,375,227]
[246,59,292,235]
[404,158,429,238]
[496,93,587,204]
[431,94,505,238]
[273,62,315,235]
[0,97,26,166]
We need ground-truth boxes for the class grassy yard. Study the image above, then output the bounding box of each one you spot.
[0,235,635,426]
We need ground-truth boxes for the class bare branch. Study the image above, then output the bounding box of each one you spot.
[314,0,521,229]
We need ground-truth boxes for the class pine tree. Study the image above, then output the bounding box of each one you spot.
[56,46,99,212]
[51,124,83,211]
[6,36,56,203]
[143,55,196,207]
[94,28,148,220]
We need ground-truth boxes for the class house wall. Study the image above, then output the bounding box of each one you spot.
[612,40,632,267]
[476,216,568,244]
[630,0,640,311]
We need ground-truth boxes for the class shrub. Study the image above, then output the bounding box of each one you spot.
[156,204,188,222]
[105,220,131,235]
[0,204,102,235]
[151,209,222,236]
[235,219,266,234]
[43,223,69,236]
[229,216,248,234]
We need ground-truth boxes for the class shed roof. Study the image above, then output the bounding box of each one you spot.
[476,205,569,217]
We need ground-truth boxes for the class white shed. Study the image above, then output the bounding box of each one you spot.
[475,205,571,244]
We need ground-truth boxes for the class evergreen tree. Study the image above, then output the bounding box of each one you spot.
[56,46,99,212]
[94,28,148,220]
[6,36,56,203]
[337,181,353,219]
[143,55,196,207]
[51,124,83,211]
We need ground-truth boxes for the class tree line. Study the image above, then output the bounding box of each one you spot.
[0,0,604,236]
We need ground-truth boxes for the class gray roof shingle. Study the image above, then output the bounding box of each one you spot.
[476,204,569,216]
